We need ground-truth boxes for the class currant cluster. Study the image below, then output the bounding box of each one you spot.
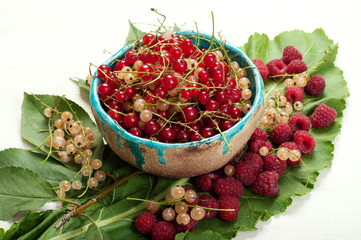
[96,30,253,143]
[134,184,237,239]
[42,107,106,198]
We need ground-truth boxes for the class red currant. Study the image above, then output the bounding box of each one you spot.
[144,120,161,136]
[205,100,219,111]
[138,64,154,81]
[107,109,122,122]
[219,120,234,131]
[181,106,198,122]
[97,64,111,80]
[142,33,157,46]
[125,49,138,64]
[204,52,217,68]
[176,130,190,143]
[128,127,143,137]
[173,58,188,74]
[154,86,167,99]
[169,45,182,59]
[115,91,127,102]
[113,60,128,72]
[98,83,112,97]
[180,38,193,51]
[198,70,210,83]
[161,74,178,91]
[123,113,139,129]
[159,126,176,142]
[199,127,215,138]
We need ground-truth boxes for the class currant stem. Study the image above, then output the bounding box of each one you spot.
[54,170,141,231]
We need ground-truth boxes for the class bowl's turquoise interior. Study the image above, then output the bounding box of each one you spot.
[90,31,264,169]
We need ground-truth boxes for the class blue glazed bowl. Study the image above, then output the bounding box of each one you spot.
[90,31,264,178]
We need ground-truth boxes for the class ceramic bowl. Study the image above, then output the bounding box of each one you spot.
[90,31,264,178]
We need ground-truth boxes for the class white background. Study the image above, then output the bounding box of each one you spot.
[1,0,361,239]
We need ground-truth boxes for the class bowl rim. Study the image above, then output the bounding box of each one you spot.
[90,30,264,148]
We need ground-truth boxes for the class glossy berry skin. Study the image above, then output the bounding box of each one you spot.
[176,130,190,143]
[123,113,139,129]
[173,58,188,74]
[169,45,182,59]
[107,109,122,122]
[159,51,173,67]
[145,120,161,136]
[181,106,198,122]
[199,127,215,138]
[138,64,154,81]
[159,127,176,142]
[205,100,219,111]
[180,38,193,51]
[97,64,111,80]
[198,91,210,104]
[128,127,143,138]
[98,83,112,98]
[112,60,128,72]
[125,49,138,64]
[154,86,167,99]
[204,52,217,67]
[198,70,210,83]
[161,74,178,91]
[125,86,136,99]
[142,33,157,46]
[115,91,126,102]
[219,120,234,131]
[140,52,158,64]
[181,89,192,100]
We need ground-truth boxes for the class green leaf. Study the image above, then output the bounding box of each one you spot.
[21,93,104,161]
[0,167,56,220]
[70,77,90,93]
[8,28,349,240]
[124,20,145,45]
[175,230,225,240]
[2,210,60,240]
[0,148,80,187]
[36,177,189,240]
[85,224,111,240]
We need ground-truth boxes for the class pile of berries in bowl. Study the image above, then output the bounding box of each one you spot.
[90,29,264,178]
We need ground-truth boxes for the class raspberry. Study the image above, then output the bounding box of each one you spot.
[135,211,157,234]
[151,221,176,240]
[235,162,262,186]
[214,177,244,198]
[248,127,268,144]
[305,74,326,96]
[249,140,273,154]
[253,58,269,80]
[242,153,263,169]
[218,195,239,222]
[194,172,219,192]
[270,123,293,146]
[294,130,316,155]
[285,86,305,103]
[288,113,311,132]
[263,155,287,177]
[172,218,198,233]
[281,46,303,65]
[286,59,307,74]
[310,104,337,128]
[198,194,219,219]
[251,171,280,196]
[279,142,302,166]
[266,59,287,77]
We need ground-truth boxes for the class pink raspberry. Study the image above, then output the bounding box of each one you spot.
[286,59,307,74]
[288,113,311,132]
[253,58,269,80]
[279,142,302,166]
[248,127,268,145]
[242,153,263,169]
[218,195,240,222]
[135,211,157,234]
[305,74,326,96]
[294,130,316,155]
[310,104,337,128]
[235,162,262,186]
[194,172,219,192]
[151,221,176,240]
[281,46,303,65]
[270,123,293,146]
[198,194,219,219]
[285,86,305,103]
[214,177,244,198]
[263,155,287,177]
[251,171,280,196]
[266,59,287,77]
[172,218,198,233]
